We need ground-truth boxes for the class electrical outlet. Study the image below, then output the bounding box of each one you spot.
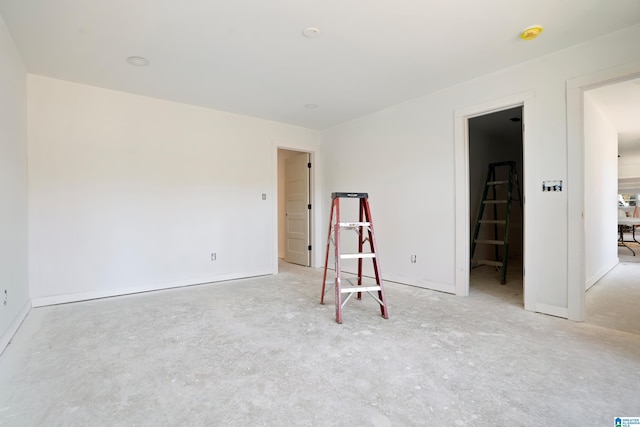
[410,255,417,263]
[211,253,217,261]
[262,193,267,200]
[3,289,7,306]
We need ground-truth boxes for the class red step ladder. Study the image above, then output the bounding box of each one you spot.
[321,192,389,324]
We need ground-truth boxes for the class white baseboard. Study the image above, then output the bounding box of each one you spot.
[0,299,31,355]
[535,303,568,319]
[32,270,272,308]
[585,258,619,291]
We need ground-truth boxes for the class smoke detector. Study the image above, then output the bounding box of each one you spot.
[127,56,149,66]
[303,27,320,38]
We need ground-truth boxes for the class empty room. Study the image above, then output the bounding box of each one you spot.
[1,1,640,425]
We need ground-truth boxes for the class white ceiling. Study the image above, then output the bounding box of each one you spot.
[1,1,640,130]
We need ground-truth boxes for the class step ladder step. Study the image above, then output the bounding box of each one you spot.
[341,286,382,294]
[483,200,507,204]
[479,220,507,224]
[487,180,508,185]
[472,259,504,267]
[338,222,371,228]
[474,239,505,245]
[340,253,376,259]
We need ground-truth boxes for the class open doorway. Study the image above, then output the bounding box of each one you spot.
[454,91,533,311]
[468,106,524,306]
[277,148,312,267]
[581,76,640,332]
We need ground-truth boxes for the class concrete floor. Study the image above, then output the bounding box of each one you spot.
[1,258,639,426]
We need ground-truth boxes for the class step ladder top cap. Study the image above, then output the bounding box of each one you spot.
[332,192,369,199]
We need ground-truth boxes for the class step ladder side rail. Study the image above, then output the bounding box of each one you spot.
[363,198,389,319]
[334,197,344,323]
[514,163,524,278]
[471,165,494,259]
[500,164,515,284]
[514,161,524,213]
[358,199,365,284]
[321,199,337,304]
[356,198,365,299]
[490,165,500,262]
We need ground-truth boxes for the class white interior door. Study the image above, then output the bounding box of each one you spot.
[284,152,310,266]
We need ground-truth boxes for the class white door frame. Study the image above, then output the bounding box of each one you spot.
[566,60,640,321]
[273,146,316,273]
[454,90,535,312]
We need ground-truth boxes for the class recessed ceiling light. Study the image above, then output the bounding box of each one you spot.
[304,104,318,109]
[127,56,149,66]
[303,27,320,38]
[520,26,543,41]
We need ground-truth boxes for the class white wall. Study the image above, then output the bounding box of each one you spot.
[28,76,319,305]
[619,156,640,180]
[320,96,457,292]
[0,14,29,352]
[584,93,619,290]
[321,24,640,315]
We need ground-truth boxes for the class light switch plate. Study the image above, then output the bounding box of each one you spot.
[542,180,562,192]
